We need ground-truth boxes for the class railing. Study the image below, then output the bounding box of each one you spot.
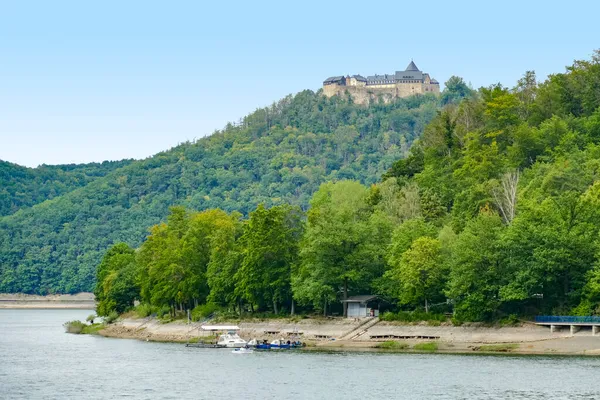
[535,316,600,324]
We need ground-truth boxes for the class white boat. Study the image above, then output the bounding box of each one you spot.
[217,331,247,348]
[232,347,253,354]
[270,339,290,349]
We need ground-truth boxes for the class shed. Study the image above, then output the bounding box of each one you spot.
[341,295,380,318]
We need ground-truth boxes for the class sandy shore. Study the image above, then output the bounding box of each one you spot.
[0,293,96,309]
[97,317,600,356]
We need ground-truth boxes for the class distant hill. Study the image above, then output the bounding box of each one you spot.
[0,89,451,294]
[0,159,133,217]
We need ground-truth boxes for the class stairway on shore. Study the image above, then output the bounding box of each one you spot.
[338,317,380,340]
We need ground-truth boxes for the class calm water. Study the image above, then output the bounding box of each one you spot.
[1,310,600,399]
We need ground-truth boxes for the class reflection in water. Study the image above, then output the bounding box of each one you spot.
[1,309,599,399]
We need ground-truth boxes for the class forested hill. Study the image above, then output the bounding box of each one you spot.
[92,52,600,322]
[0,159,133,217]
[0,87,468,294]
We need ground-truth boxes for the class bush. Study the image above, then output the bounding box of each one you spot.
[191,303,220,322]
[104,311,119,324]
[499,314,520,326]
[381,311,447,323]
[81,323,104,335]
[157,306,171,319]
[376,341,409,350]
[413,342,438,352]
[134,303,155,318]
[86,314,96,323]
[64,320,86,334]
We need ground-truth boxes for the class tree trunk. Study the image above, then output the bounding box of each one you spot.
[291,299,295,316]
[425,298,429,314]
[343,278,348,318]
[273,299,279,315]
[323,298,327,317]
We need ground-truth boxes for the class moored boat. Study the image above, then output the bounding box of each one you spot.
[247,338,271,349]
[217,331,247,348]
[270,339,291,349]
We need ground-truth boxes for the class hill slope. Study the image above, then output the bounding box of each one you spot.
[0,159,133,217]
[0,90,450,294]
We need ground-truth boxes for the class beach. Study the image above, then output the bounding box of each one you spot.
[0,293,96,309]
[97,316,600,356]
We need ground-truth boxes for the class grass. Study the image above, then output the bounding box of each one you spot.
[64,321,104,335]
[81,323,105,335]
[477,343,519,352]
[376,341,409,350]
[413,342,439,352]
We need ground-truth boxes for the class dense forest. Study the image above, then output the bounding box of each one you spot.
[1,86,464,294]
[94,51,600,322]
[0,159,132,217]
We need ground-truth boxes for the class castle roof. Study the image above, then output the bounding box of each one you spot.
[395,70,423,81]
[323,76,345,84]
[324,61,436,86]
[366,74,395,83]
[405,60,419,71]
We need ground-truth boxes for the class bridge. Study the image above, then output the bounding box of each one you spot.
[535,316,600,335]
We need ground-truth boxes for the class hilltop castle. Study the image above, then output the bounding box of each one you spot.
[323,61,440,104]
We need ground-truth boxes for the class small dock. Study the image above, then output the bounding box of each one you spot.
[535,316,600,335]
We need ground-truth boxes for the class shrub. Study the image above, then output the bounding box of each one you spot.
[413,342,438,352]
[376,341,409,350]
[157,306,171,319]
[86,314,96,323]
[81,323,104,335]
[499,314,520,326]
[191,303,220,322]
[104,311,119,324]
[134,303,155,318]
[381,311,446,323]
[64,320,86,334]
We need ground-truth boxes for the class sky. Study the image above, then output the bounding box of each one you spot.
[1,0,599,168]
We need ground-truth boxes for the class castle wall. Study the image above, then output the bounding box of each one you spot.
[323,84,342,98]
[323,82,440,104]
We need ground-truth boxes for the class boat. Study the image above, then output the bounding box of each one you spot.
[270,339,291,349]
[232,347,253,354]
[247,338,271,350]
[217,331,247,348]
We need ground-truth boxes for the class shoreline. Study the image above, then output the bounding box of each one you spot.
[0,293,96,309]
[95,317,600,357]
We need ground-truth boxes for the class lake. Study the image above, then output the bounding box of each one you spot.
[1,309,599,399]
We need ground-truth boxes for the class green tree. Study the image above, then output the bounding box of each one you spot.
[388,237,445,311]
[94,243,138,316]
[234,204,303,314]
[446,210,504,321]
[293,181,387,316]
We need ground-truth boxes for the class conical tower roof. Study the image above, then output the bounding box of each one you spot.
[405,60,419,71]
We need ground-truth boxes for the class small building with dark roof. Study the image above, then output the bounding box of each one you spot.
[341,295,381,318]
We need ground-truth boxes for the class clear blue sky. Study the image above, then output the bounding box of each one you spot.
[1,0,598,167]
